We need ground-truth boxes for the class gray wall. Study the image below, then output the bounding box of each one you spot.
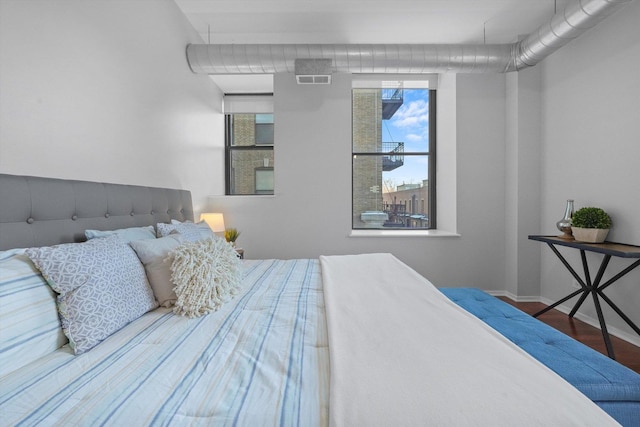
[538,0,640,343]
[210,72,509,291]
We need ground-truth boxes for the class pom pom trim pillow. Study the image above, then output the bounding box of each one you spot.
[171,237,241,318]
[26,236,157,354]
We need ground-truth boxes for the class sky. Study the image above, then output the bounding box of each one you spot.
[382,89,430,191]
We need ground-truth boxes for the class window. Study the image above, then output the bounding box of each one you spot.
[352,80,436,230]
[255,167,274,194]
[255,114,274,145]
[225,95,274,195]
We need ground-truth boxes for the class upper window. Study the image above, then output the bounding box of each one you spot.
[352,80,436,230]
[225,95,274,195]
[255,114,274,145]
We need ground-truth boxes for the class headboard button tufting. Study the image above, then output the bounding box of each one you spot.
[72,215,78,221]
[130,212,135,216]
[104,213,110,218]
[26,217,34,224]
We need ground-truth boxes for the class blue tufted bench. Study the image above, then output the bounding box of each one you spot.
[441,287,640,427]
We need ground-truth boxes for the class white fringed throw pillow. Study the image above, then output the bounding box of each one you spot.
[170,237,242,318]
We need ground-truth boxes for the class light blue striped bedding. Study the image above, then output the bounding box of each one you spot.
[0,259,329,427]
[0,249,68,377]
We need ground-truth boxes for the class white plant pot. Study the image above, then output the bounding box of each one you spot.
[571,227,609,243]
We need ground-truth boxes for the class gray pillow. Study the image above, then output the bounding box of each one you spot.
[85,225,156,243]
[26,235,157,355]
[129,234,185,307]
[156,221,214,242]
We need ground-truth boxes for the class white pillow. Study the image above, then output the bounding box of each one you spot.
[85,225,156,243]
[171,237,242,318]
[0,249,67,377]
[26,236,157,355]
[129,234,185,307]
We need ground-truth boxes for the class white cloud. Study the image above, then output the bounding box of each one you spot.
[391,100,429,129]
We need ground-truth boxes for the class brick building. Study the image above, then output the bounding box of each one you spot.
[228,114,274,195]
[352,89,384,228]
[382,180,429,228]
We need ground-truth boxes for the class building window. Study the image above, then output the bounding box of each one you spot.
[352,80,436,229]
[224,94,274,195]
[255,114,274,145]
[255,167,274,194]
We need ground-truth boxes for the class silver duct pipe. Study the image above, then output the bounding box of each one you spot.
[186,0,632,74]
[513,0,632,69]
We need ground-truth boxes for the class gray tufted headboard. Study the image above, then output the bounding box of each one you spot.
[0,174,194,250]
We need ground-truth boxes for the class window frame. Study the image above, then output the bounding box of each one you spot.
[225,113,275,196]
[351,87,437,230]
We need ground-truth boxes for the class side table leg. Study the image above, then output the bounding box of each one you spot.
[569,253,610,318]
[591,290,616,359]
[598,291,640,336]
[533,288,584,317]
[535,243,587,318]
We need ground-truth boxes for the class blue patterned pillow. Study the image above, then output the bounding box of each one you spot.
[26,236,158,355]
[156,221,214,242]
[0,249,67,377]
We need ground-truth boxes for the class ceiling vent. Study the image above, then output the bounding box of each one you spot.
[295,58,332,84]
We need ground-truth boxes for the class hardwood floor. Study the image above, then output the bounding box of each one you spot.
[498,297,640,374]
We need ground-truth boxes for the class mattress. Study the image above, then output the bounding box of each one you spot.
[0,259,329,426]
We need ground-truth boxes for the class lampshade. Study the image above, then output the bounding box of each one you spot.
[199,213,226,233]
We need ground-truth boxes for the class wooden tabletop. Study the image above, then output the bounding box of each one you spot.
[529,235,640,258]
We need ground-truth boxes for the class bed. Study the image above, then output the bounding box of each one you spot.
[0,173,622,426]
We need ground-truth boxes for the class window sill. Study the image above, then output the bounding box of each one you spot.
[349,229,460,238]
[209,194,277,198]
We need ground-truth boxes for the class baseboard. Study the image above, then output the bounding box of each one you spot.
[486,290,540,303]
[537,296,640,348]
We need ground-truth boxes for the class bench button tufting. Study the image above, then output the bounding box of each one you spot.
[26,217,34,224]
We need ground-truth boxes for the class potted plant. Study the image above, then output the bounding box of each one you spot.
[571,207,612,243]
[224,228,241,247]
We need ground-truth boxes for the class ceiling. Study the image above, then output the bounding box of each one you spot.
[174,0,571,92]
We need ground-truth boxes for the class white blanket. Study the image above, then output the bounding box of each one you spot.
[320,253,619,427]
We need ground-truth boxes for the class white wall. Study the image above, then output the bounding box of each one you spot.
[539,0,640,342]
[209,72,509,290]
[0,0,223,214]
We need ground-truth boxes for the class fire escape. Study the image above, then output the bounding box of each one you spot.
[382,142,404,171]
[381,88,404,171]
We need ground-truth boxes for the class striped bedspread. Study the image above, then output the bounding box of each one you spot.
[0,259,329,426]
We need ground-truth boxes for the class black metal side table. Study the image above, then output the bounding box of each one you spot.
[529,235,640,359]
